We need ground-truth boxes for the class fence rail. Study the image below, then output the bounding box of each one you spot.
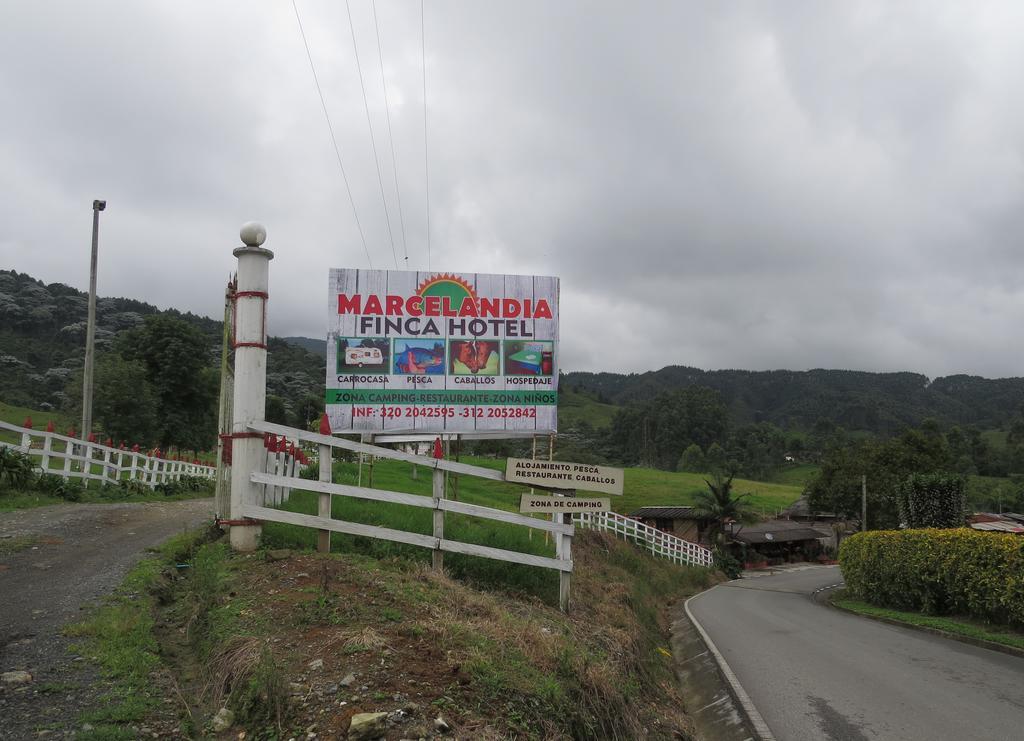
[243,421,575,607]
[574,510,714,568]
[0,420,215,488]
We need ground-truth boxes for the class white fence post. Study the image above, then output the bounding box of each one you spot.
[228,222,273,552]
[41,433,52,473]
[318,443,331,553]
[432,466,445,571]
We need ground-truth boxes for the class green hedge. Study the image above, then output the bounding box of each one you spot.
[839,529,1024,627]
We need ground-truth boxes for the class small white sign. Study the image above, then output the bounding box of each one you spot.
[519,495,611,513]
[505,458,624,495]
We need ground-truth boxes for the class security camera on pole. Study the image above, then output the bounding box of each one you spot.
[228,222,273,551]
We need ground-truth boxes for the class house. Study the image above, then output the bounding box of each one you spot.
[778,495,843,523]
[629,506,710,544]
[727,520,833,565]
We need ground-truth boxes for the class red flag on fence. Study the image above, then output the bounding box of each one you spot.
[23,417,32,429]
[319,413,331,436]
[87,432,97,443]
[46,420,55,433]
[67,427,76,438]
[433,437,443,459]
[132,444,140,453]
[105,437,113,448]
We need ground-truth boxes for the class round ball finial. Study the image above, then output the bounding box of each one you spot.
[239,222,267,247]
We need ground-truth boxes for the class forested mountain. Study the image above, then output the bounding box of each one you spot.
[563,366,1024,434]
[0,270,324,440]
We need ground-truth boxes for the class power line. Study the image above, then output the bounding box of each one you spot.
[372,0,409,268]
[291,0,374,269]
[421,0,431,271]
[346,0,400,270]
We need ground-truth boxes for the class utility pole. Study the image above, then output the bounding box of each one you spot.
[81,199,106,441]
[861,474,867,531]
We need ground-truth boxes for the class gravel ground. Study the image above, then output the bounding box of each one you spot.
[0,499,214,739]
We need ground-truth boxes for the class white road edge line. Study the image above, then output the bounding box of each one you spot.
[685,585,778,741]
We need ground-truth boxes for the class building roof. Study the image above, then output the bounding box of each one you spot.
[970,521,1024,534]
[1002,513,1024,525]
[629,506,700,520]
[730,520,831,544]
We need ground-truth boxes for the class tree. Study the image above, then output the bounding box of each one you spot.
[607,387,729,469]
[691,473,757,545]
[265,395,289,425]
[116,315,217,450]
[678,443,706,473]
[705,442,728,474]
[93,353,159,445]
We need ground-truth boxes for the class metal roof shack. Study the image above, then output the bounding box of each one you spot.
[970,520,1024,534]
[629,506,701,520]
[730,520,831,545]
[629,506,709,544]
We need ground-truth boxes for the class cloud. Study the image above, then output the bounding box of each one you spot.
[2,1,1024,378]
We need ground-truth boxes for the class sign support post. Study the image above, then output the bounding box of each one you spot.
[228,223,272,552]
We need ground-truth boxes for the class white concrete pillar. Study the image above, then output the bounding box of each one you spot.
[229,222,273,552]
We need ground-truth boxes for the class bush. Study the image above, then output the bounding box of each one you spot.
[0,447,35,490]
[839,528,1024,627]
[897,473,966,528]
[713,546,742,579]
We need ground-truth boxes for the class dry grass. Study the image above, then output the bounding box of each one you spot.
[204,635,264,708]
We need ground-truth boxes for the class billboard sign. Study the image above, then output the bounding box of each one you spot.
[326,269,559,434]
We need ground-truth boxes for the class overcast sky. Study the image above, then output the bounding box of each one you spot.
[3,1,1024,379]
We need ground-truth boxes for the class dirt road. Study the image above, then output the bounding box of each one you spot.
[0,499,214,739]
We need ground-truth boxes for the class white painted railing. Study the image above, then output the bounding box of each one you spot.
[573,510,715,568]
[242,420,575,610]
[0,420,216,488]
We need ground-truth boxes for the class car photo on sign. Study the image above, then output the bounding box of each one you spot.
[504,340,553,376]
[337,337,390,374]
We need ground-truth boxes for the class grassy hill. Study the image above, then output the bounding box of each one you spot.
[556,388,619,429]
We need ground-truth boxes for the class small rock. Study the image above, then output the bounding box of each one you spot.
[81,724,94,733]
[211,707,235,733]
[323,683,338,695]
[348,712,388,741]
[289,682,307,696]
[434,715,451,733]
[308,658,323,670]
[402,701,420,715]
[339,672,356,687]
[265,549,292,561]
[2,671,32,684]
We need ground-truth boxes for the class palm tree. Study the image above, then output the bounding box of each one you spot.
[692,472,758,545]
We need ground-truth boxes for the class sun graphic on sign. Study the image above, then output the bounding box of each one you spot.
[416,273,477,307]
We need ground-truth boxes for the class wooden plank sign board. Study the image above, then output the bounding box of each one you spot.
[505,458,624,495]
[520,495,611,513]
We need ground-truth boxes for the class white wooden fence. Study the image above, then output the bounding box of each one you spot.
[573,510,715,568]
[240,420,576,610]
[0,420,215,488]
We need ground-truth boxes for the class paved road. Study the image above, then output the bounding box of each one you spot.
[688,565,1024,741]
[0,499,213,738]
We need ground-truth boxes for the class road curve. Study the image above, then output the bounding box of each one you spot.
[688,565,1024,741]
